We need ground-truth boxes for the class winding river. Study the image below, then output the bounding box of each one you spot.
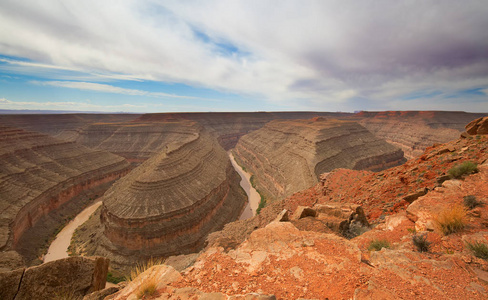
[44,201,102,263]
[229,152,260,220]
[44,153,258,262]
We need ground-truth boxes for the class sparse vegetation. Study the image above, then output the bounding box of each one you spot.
[107,271,125,284]
[256,193,267,214]
[466,241,488,260]
[127,257,165,282]
[368,239,390,251]
[412,234,431,252]
[463,195,483,209]
[435,204,467,235]
[448,161,478,179]
[343,222,369,239]
[136,276,158,299]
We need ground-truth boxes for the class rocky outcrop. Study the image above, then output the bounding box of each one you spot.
[75,124,247,271]
[0,256,108,300]
[233,118,405,201]
[0,126,130,262]
[74,120,200,163]
[355,111,488,159]
[466,116,488,135]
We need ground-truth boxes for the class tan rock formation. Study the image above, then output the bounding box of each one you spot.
[233,118,405,201]
[74,121,200,163]
[466,116,488,135]
[76,124,246,270]
[0,256,108,300]
[0,126,130,262]
[355,111,488,159]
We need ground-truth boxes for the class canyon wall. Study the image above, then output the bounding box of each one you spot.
[136,112,352,150]
[0,126,130,262]
[76,123,246,270]
[354,111,488,159]
[0,114,139,139]
[233,118,406,201]
[73,121,199,163]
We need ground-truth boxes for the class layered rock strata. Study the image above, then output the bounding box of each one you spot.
[74,121,199,163]
[355,111,488,159]
[0,126,130,259]
[233,118,405,201]
[136,112,352,150]
[79,125,246,270]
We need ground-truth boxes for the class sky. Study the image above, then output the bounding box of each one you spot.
[0,0,487,113]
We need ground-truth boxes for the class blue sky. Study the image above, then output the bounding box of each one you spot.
[0,0,487,113]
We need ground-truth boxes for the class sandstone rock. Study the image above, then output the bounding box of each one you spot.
[0,250,24,272]
[292,206,317,220]
[110,265,181,300]
[0,126,129,263]
[466,116,488,135]
[314,203,369,235]
[11,256,109,300]
[234,119,405,201]
[403,187,428,203]
[274,209,289,222]
[82,125,246,270]
[356,110,487,159]
[0,267,23,300]
[83,286,119,300]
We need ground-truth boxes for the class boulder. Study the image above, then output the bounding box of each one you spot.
[14,256,109,300]
[403,187,428,203]
[466,117,488,135]
[0,268,24,300]
[292,206,317,220]
[314,203,369,235]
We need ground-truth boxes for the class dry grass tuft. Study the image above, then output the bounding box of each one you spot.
[368,239,390,251]
[136,276,158,299]
[435,204,467,235]
[126,257,165,282]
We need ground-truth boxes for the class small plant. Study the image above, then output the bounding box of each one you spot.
[136,276,158,299]
[434,204,467,235]
[463,195,483,209]
[368,239,390,251]
[466,241,488,260]
[127,257,165,282]
[107,271,126,284]
[412,234,431,252]
[448,161,478,179]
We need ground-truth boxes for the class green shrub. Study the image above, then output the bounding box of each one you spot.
[107,271,125,284]
[256,194,266,215]
[368,239,390,251]
[412,234,431,252]
[463,195,483,209]
[466,241,488,260]
[435,205,467,235]
[448,161,478,179]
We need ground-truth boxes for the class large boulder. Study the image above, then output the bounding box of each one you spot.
[466,117,488,135]
[0,256,109,300]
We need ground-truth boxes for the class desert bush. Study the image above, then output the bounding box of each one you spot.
[343,222,370,239]
[127,257,165,282]
[368,239,390,251]
[412,234,431,252]
[466,241,488,260]
[463,195,483,209]
[107,271,125,284]
[448,161,478,179]
[435,205,467,235]
[136,276,158,299]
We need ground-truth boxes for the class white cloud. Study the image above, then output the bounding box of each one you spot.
[0,0,487,111]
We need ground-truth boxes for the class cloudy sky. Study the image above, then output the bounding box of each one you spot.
[0,0,487,113]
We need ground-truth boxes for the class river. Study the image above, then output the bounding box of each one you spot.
[229,152,260,220]
[44,153,258,263]
[44,201,102,263]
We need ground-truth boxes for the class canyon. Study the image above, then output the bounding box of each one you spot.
[0,111,487,298]
[233,118,406,202]
[0,125,130,267]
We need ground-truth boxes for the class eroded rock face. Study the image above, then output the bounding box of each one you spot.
[0,256,109,300]
[80,124,246,269]
[466,116,488,135]
[75,121,199,163]
[0,126,130,260]
[234,118,405,201]
[355,111,488,159]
